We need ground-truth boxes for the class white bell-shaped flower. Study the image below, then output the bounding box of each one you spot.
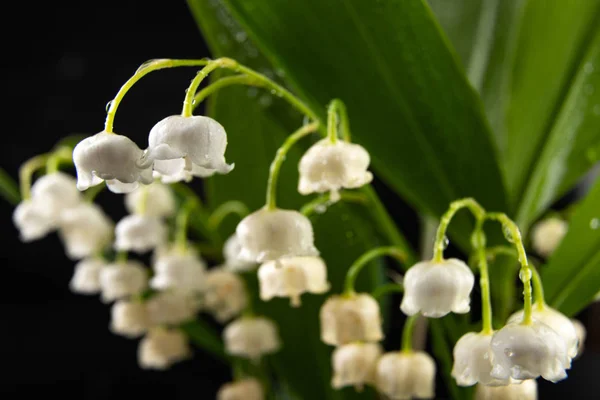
[298,139,372,199]
[146,115,234,182]
[125,183,175,217]
[375,351,436,400]
[58,203,113,259]
[236,208,319,263]
[331,342,382,390]
[490,321,570,382]
[138,327,191,370]
[452,332,509,386]
[203,269,248,323]
[531,217,567,257]
[320,293,383,346]
[99,261,148,303]
[13,199,56,242]
[223,234,256,272]
[223,316,281,361]
[217,378,264,400]
[508,306,579,358]
[150,246,207,293]
[31,172,82,209]
[258,256,330,307]
[475,379,538,400]
[571,319,586,358]
[114,214,167,253]
[146,290,200,326]
[69,258,107,294]
[73,131,153,193]
[400,258,474,318]
[110,300,150,338]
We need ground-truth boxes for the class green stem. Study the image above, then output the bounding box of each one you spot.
[182,59,234,117]
[473,219,493,334]
[46,146,73,173]
[344,246,406,294]
[300,191,367,216]
[433,198,486,262]
[265,122,319,210]
[327,99,351,142]
[485,212,533,325]
[19,154,50,200]
[401,315,419,353]
[371,283,404,300]
[84,182,106,202]
[193,75,264,109]
[104,58,211,133]
[116,250,128,263]
[326,100,339,143]
[208,200,250,231]
[530,265,546,310]
[176,200,197,250]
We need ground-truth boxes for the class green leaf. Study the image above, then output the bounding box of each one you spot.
[0,166,20,205]
[543,176,600,317]
[180,319,228,362]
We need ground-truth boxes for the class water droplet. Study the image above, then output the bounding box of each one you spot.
[483,352,489,360]
[270,89,277,95]
[235,31,247,42]
[302,115,311,126]
[590,218,600,230]
[584,62,595,74]
[192,99,196,105]
[258,95,273,107]
[276,68,286,78]
[105,100,113,112]
[442,236,450,249]
[504,348,514,358]
[593,104,600,116]
[314,204,327,214]
[519,268,532,282]
[503,226,515,243]
[247,87,258,98]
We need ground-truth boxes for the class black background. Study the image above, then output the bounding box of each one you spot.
[1,1,598,399]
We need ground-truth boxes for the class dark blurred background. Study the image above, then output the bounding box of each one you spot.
[0,1,598,399]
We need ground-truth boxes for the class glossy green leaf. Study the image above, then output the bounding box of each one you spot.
[543,176,600,317]
[0,166,20,205]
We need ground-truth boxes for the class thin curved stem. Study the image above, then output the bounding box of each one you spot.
[19,154,50,200]
[46,146,73,173]
[327,99,351,142]
[344,246,406,294]
[193,74,264,109]
[265,122,319,210]
[530,265,546,310]
[401,315,419,353]
[208,200,250,231]
[182,59,236,117]
[371,283,404,300]
[176,200,197,251]
[84,182,106,202]
[327,100,339,143]
[300,191,367,216]
[472,219,493,334]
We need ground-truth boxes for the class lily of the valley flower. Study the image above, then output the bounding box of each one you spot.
[320,293,383,346]
[58,203,113,259]
[223,316,281,361]
[531,217,567,258]
[452,332,508,386]
[258,256,330,307]
[99,261,148,303]
[331,342,382,390]
[223,234,256,272]
[13,199,57,242]
[236,208,319,263]
[203,269,248,323]
[475,379,538,400]
[114,214,167,253]
[150,246,207,293]
[375,351,436,400]
[69,258,107,294]
[400,258,474,318]
[145,115,233,182]
[138,327,191,370]
[217,378,264,400]
[110,300,150,338]
[145,290,200,326]
[73,131,153,193]
[125,183,175,218]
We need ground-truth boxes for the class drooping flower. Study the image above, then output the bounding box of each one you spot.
[203,268,248,323]
[331,342,382,390]
[474,379,537,400]
[114,214,167,253]
[150,246,207,293]
[223,234,256,272]
[145,115,234,182]
[320,293,383,346]
[99,261,148,303]
[375,351,436,400]
[145,290,200,326]
[223,316,281,361]
[400,258,474,318]
[110,300,150,338]
[73,131,153,193]
[69,258,107,294]
[217,378,264,400]
[451,332,509,387]
[125,182,175,218]
[13,199,56,242]
[298,139,372,200]
[138,327,191,370]
[531,217,567,258]
[58,203,113,259]
[258,256,330,307]
[490,321,570,382]
[236,208,319,263]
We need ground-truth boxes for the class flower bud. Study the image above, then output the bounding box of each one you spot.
[99,261,148,303]
[217,378,264,400]
[223,234,255,272]
[138,327,191,370]
[146,290,200,326]
[236,208,319,263]
[223,316,281,361]
[125,183,175,217]
[58,203,113,259]
[73,131,153,193]
[258,256,330,307]
[13,199,56,242]
[452,332,509,386]
[150,246,207,293]
[331,342,382,390]
[69,258,107,294]
[110,300,150,338]
[375,351,436,400]
[114,215,167,253]
[320,293,383,346]
[531,217,567,258]
[490,321,570,382]
[475,379,537,400]
[203,269,248,323]
[401,258,474,318]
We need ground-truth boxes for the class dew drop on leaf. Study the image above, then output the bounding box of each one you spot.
[590,218,599,230]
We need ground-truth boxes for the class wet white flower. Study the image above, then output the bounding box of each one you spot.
[508,306,579,358]
[571,318,586,358]
[58,203,113,259]
[114,214,167,253]
[223,234,256,272]
[146,290,200,326]
[203,269,248,323]
[110,300,150,338]
[99,261,148,303]
[320,293,383,346]
[223,316,281,361]
[69,258,107,294]
[146,115,234,182]
[258,256,330,307]
[400,258,474,318]
[138,327,191,370]
[31,172,82,211]
[13,199,56,242]
[150,246,207,293]
[236,208,319,263]
[125,183,175,217]
[298,139,372,199]
[217,378,264,400]
[331,342,382,390]
[531,217,567,258]
[452,332,509,387]
[490,321,570,382]
[475,380,537,400]
[375,351,436,400]
[73,131,153,193]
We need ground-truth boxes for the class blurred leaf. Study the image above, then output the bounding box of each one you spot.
[0,166,20,205]
[543,176,600,317]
